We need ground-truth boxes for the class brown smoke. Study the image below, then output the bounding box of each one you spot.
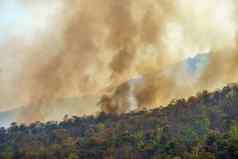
[17,0,174,122]
[13,0,238,122]
[97,0,238,113]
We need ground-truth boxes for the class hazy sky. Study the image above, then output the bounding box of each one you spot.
[0,0,63,111]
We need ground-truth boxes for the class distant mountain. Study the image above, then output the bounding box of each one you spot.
[0,107,22,127]
[0,96,100,127]
[183,53,208,75]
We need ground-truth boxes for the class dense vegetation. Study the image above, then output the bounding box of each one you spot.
[1,84,238,159]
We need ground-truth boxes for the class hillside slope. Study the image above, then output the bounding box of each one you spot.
[1,84,238,159]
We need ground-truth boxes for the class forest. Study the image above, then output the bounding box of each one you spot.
[1,84,238,159]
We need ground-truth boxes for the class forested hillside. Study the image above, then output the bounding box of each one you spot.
[1,84,238,159]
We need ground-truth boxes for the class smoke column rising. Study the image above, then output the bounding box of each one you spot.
[0,0,238,123]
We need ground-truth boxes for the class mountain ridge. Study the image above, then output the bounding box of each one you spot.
[1,83,238,158]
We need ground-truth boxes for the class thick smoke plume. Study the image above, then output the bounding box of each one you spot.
[2,0,238,122]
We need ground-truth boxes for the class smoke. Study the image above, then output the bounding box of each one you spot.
[0,0,238,123]
[98,0,238,113]
[18,0,173,122]
[0,0,64,113]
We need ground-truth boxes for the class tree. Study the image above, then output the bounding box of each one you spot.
[66,152,79,159]
[229,123,238,139]
[1,146,14,159]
